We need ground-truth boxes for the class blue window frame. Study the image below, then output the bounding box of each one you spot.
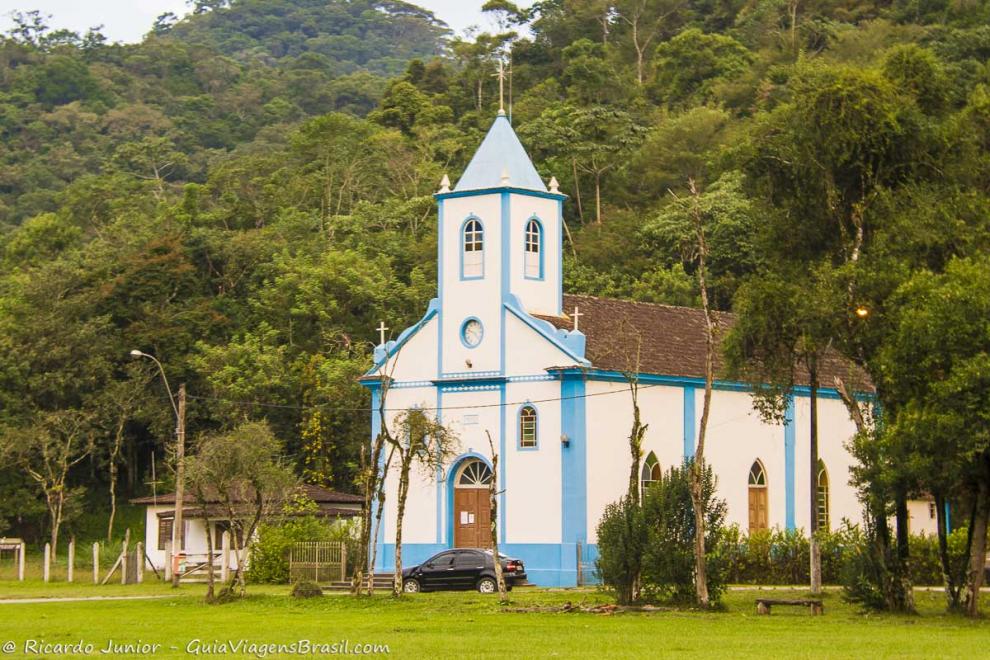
[523,217,543,280]
[461,217,484,280]
[518,404,538,449]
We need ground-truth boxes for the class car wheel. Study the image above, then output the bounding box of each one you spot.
[477,577,497,594]
[403,578,421,593]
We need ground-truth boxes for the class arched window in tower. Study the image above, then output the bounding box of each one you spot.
[519,405,537,448]
[817,459,830,531]
[641,452,661,494]
[461,217,484,279]
[524,217,543,279]
[748,459,768,533]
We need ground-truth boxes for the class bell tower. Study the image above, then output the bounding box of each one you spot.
[434,110,565,376]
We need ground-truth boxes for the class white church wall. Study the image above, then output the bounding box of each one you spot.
[508,192,561,317]
[702,389,788,531]
[906,499,938,536]
[503,380,562,543]
[371,316,439,383]
[793,395,863,532]
[584,381,684,543]
[440,194,503,376]
[503,312,578,377]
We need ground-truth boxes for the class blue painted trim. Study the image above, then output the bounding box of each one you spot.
[503,295,590,365]
[784,395,796,531]
[458,316,484,349]
[435,386,443,545]
[523,215,544,281]
[500,192,510,377]
[945,501,951,531]
[444,452,495,550]
[370,386,385,550]
[683,386,696,459]
[436,186,567,202]
[516,401,539,451]
[556,199,563,315]
[545,367,871,400]
[437,200,444,377]
[499,382,507,541]
[459,215,484,281]
[561,375,587,544]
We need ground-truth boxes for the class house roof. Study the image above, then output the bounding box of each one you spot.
[537,294,873,392]
[130,483,363,506]
[454,113,547,192]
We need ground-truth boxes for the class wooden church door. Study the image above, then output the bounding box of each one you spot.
[453,460,493,548]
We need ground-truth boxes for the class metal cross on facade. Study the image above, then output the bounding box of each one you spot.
[572,306,583,332]
[377,321,389,345]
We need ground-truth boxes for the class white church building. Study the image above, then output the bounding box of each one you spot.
[361,109,936,586]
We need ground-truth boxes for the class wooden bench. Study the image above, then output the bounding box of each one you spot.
[755,598,823,615]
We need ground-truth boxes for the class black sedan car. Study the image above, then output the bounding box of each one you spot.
[402,549,527,593]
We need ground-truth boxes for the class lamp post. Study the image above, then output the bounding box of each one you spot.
[130,350,185,588]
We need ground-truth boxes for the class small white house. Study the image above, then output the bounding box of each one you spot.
[132,484,363,572]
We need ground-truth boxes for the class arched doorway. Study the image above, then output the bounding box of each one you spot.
[453,458,493,548]
[748,459,768,533]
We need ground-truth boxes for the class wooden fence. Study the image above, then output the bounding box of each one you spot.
[289,542,347,584]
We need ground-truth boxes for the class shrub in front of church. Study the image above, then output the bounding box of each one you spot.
[595,496,646,605]
[639,461,728,605]
[247,516,337,584]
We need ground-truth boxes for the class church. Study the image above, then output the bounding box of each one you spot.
[360,108,936,587]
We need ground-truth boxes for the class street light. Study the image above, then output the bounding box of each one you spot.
[131,349,186,588]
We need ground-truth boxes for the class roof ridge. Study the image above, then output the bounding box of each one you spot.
[563,292,735,318]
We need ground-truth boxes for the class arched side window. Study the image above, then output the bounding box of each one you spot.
[817,459,830,531]
[519,405,537,448]
[461,217,484,279]
[748,459,768,533]
[524,217,543,280]
[641,452,661,494]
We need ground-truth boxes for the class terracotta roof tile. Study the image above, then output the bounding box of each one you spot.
[537,294,872,392]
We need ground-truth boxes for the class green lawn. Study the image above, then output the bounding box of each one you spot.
[0,581,986,658]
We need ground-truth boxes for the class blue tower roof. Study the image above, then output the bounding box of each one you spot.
[454,112,547,193]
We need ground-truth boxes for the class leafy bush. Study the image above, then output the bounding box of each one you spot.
[247,516,337,584]
[595,496,645,605]
[640,460,728,604]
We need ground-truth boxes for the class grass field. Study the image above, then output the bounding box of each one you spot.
[0,580,987,659]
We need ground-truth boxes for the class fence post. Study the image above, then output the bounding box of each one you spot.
[92,543,99,584]
[341,543,347,583]
[121,529,129,585]
[164,541,173,582]
[18,541,25,581]
[576,541,583,587]
[221,531,230,583]
[43,543,51,583]
[136,542,144,583]
[67,538,75,583]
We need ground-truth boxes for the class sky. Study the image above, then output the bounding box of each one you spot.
[0,0,535,43]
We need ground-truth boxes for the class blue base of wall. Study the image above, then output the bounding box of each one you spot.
[374,543,600,587]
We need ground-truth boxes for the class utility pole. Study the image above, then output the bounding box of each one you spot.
[171,383,186,588]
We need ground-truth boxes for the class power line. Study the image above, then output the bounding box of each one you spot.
[185,379,683,414]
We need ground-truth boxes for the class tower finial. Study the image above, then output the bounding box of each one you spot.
[549,176,559,193]
[439,174,451,193]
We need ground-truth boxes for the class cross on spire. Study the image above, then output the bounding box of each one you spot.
[572,306,583,332]
[496,59,506,116]
[377,321,389,346]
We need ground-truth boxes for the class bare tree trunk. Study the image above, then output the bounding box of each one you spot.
[934,491,961,609]
[203,514,216,603]
[688,178,713,608]
[393,456,412,597]
[594,171,602,225]
[809,362,822,595]
[894,488,914,611]
[963,462,989,617]
[486,431,507,603]
[108,418,125,542]
[572,157,584,224]
[367,448,393,596]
